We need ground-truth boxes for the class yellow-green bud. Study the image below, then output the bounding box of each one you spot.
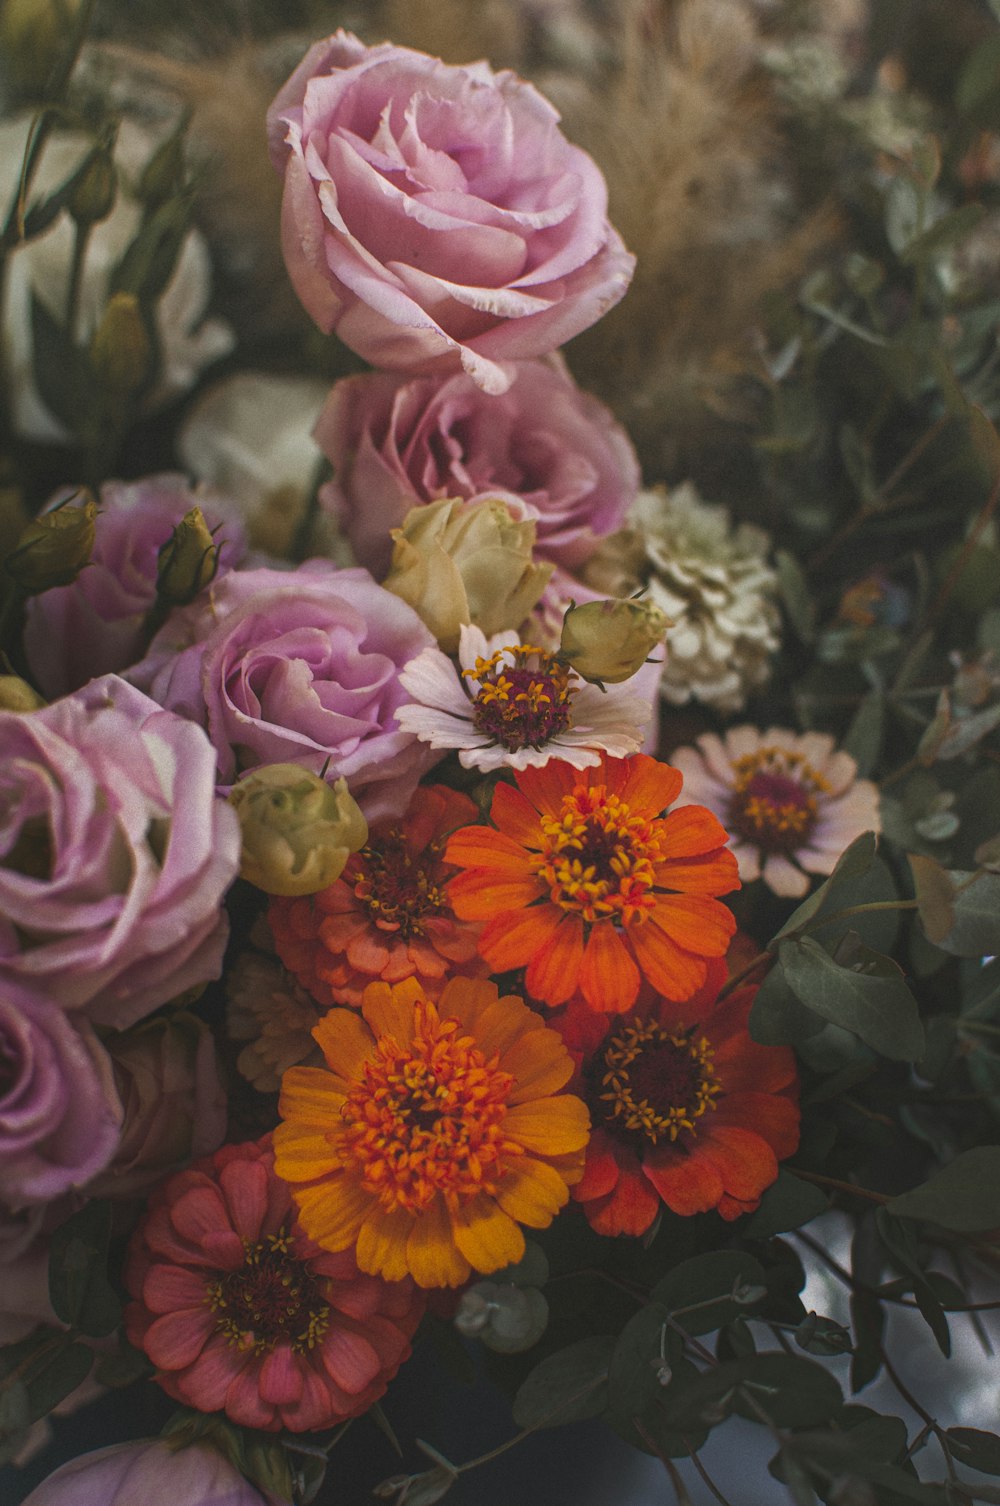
[89,293,151,398]
[155,507,218,608]
[383,495,552,653]
[67,142,117,225]
[229,765,368,897]
[4,492,97,593]
[0,675,46,711]
[559,597,669,684]
[0,0,82,103]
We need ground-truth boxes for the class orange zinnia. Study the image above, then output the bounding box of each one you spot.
[445,753,740,1012]
[274,976,590,1289]
[554,982,799,1235]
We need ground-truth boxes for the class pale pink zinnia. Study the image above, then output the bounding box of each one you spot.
[669,726,880,898]
[124,1137,424,1432]
[395,624,650,773]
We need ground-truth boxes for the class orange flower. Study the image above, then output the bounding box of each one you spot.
[554,982,799,1234]
[445,753,739,1012]
[270,785,487,1008]
[274,976,590,1288]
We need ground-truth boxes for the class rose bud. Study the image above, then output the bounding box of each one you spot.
[90,292,152,399]
[383,495,552,654]
[229,763,368,896]
[154,505,219,609]
[4,492,97,593]
[559,597,669,685]
[0,674,45,711]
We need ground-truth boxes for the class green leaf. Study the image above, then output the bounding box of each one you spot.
[946,1429,1000,1476]
[744,1171,828,1238]
[511,1336,615,1429]
[23,1341,93,1418]
[935,872,1000,957]
[779,935,925,1061]
[29,292,93,433]
[48,1200,122,1337]
[658,1352,843,1432]
[843,694,884,777]
[651,1251,767,1335]
[794,1313,854,1356]
[770,831,878,945]
[901,203,986,264]
[605,1303,683,1448]
[748,962,825,1046]
[887,1147,1000,1230]
[775,549,816,643]
[908,854,956,945]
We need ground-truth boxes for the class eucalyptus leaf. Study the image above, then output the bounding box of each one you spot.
[934,872,1000,957]
[744,1170,829,1237]
[908,854,956,945]
[779,935,925,1061]
[511,1336,615,1429]
[887,1147,1000,1230]
[651,1251,768,1335]
[48,1200,121,1337]
[946,1428,1000,1476]
[771,831,878,945]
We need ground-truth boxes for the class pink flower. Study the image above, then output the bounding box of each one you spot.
[124,1138,425,1432]
[127,563,438,822]
[267,32,634,393]
[670,726,881,898]
[21,1439,279,1506]
[0,676,240,1026]
[0,984,122,1206]
[315,361,640,576]
[22,475,248,699]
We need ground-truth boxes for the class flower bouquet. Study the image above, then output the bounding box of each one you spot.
[3,2,1000,1504]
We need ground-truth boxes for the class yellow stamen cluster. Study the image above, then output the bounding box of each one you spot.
[729,747,830,851]
[533,785,666,924]
[340,1002,519,1214]
[600,1019,721,1144]
[463,644,577,751]
[204,1229,331,1354]
[353,828,446,939]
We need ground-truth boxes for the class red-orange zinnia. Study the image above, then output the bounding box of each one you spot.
[274,976,590,1288]
[554,981,799,1234]
[445,753,740,1012]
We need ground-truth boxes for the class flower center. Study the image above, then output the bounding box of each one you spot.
[533,784,665,924]
[596,1019,721,1145]
[465,645,577,752]
[728,748,829,853]
[340,1002,519,1214]
[205,1229,330,1354]
[352,829,446,940]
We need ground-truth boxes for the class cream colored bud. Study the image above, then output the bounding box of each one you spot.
[560,597,669,684]
[155,506,218,608]
[90,292,151,398]
[0,674,46,711]
[229,765,368,897]
[4,491,96,593]
[383,495,552,653]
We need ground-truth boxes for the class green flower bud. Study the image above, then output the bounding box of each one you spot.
[4,492,97,593]
[559,596,669,684]
[0,674,46,711]
[155,506,219,608]
[89,292,152,398]
[0,0,83,103]
[67,140,117,225]
[229,765,368,897]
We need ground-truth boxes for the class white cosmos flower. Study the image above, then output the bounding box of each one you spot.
[395,624,651,773]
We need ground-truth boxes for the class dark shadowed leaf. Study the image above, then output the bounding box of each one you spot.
[779,935,924,1060]
[887,1147,1000,1230]
[512,1336,615,1428]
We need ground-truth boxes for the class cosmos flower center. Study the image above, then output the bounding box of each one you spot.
[340,1003,518,1214]
[204,1229,330,1354]
[729,748,829,853]
[352,829,446,939]
[465,644,577,751]
[598,1019,721,1144]
[533,785,666,923]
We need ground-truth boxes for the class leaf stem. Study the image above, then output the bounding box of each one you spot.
[785,1168,889,1205]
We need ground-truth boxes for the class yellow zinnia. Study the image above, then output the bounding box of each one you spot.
[274,976,590,1288]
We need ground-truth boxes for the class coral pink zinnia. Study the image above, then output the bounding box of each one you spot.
[124,1138,424,1431]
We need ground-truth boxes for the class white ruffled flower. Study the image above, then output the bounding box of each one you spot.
[1,116,233,443]
[395,624,650,773]
[585,484,781,712]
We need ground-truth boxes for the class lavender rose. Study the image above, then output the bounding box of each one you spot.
[0,676,240,1026]
[315,359,640,577]
[267,32,634,393]
[23,475,248,700]
[127,563,437,821]
[22,1440,279,1506]
[0,986,122,1207]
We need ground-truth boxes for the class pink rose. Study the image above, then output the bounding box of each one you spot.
[315,359,640,576]
[267,32,634,393]
[0,676,240,1026]
[0,985,122,1207]
[22,1439,280,1506]
[127,563,437,821]
[86,1013,227,1200]
[23,475,248,700]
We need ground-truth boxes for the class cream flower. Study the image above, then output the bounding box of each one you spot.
[395,625,650,773]
[584,484,780,713]
[670,725,880,898]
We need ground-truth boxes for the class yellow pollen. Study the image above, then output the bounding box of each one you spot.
[203,1226,330,1355]
[729,746,830,853]
[599,1018,721,1144]
[463,644,578,752]
[532,785,666,924]
[340,1001,520,1215]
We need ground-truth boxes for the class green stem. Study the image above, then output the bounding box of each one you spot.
[801,898,919,935]
[64,219,91,341]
